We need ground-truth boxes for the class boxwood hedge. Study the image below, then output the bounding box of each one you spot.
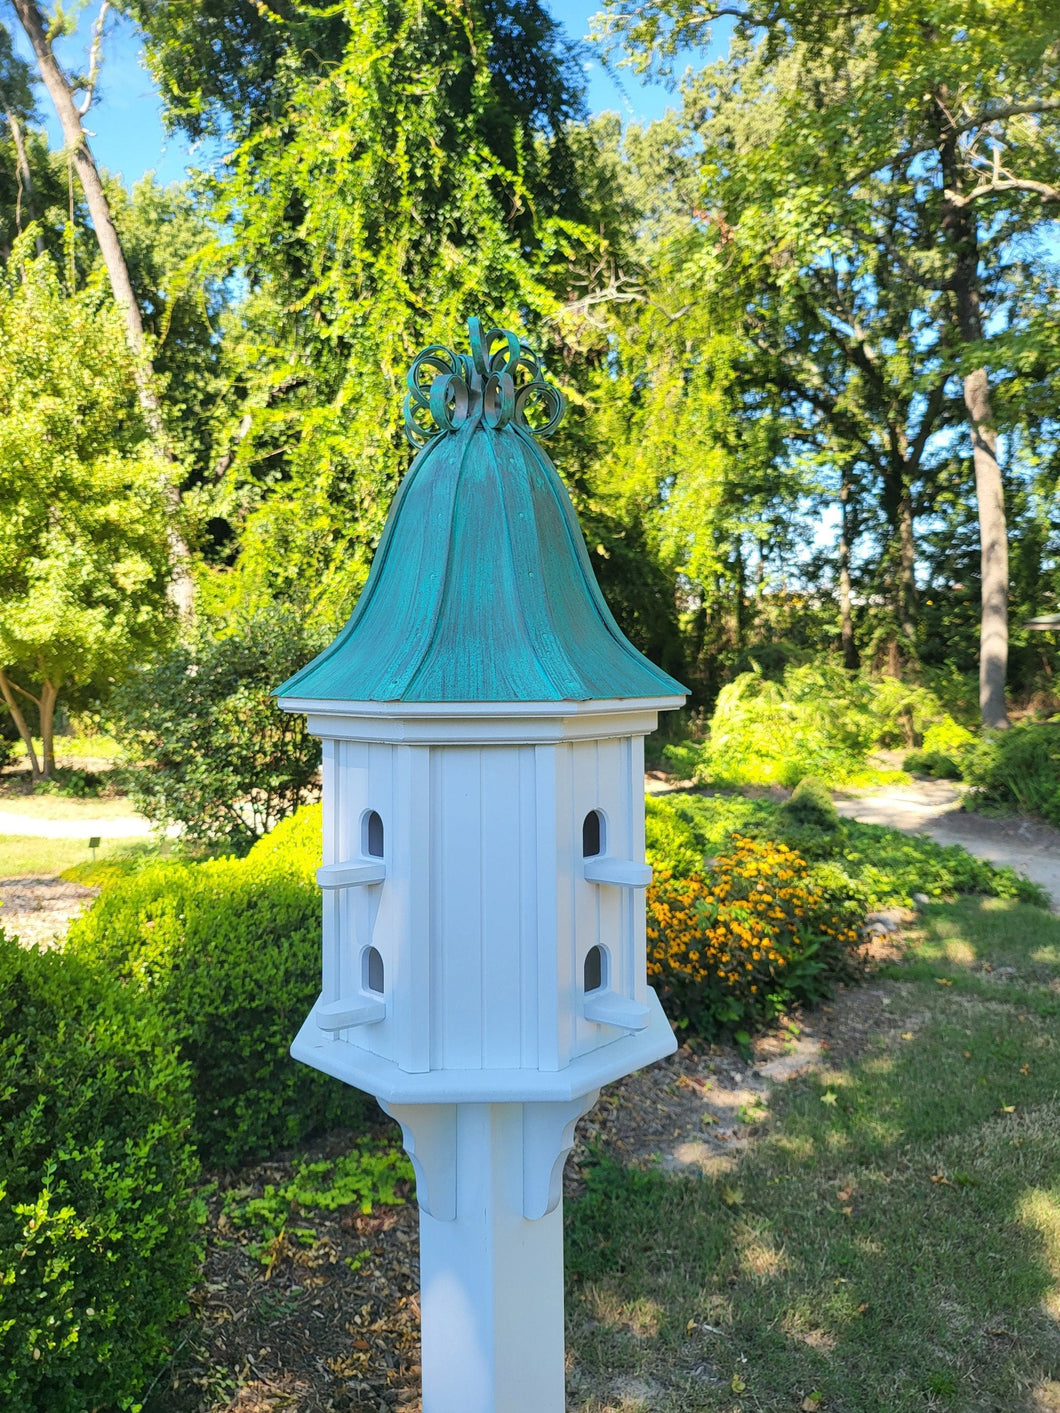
[66,805,359,1169]
[0,928,201,1412]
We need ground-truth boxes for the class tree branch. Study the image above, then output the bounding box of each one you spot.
[946,176,1060,207]
[75,0,110,116]
[847,99,1060,186]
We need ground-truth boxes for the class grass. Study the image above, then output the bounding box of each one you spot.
[0,835,162,880]
[0,791,141,820]
[9,733,122,763]
[566,897,1060,1412]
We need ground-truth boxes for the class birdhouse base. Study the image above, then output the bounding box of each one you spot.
[290,987,677,1105]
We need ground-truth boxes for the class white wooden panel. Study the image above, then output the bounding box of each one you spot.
[320,739,339,1005]
[480,747,525,1070]
[394,745,431,1072]
[431,747,484,1070]
[533,745,561,1070]
[518,745,539,1070]
[551,743,577,1069]
[629,734,649,1007]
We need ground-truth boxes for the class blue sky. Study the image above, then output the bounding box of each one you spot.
[14,1,720,189]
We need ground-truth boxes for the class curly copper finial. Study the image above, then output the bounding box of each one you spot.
[402,316,566,448]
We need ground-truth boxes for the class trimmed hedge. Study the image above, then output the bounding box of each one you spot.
[0,928,201,1412]
[66,805,359,1168]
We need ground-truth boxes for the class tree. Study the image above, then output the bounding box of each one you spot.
[598,0,1060,725]
[129,0,606,633]
[115,607,322,852]
[7,0,194,607]
[0,243,174,778]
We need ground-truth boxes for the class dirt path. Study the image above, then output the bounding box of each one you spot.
[0,877,99,949]
[833,779,1060,910]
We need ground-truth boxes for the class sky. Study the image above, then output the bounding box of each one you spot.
[12,1,720,190]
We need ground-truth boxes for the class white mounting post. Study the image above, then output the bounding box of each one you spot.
[384,1095,598,1413]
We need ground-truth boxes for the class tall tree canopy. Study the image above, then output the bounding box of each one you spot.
[131,0,620,631]
[595,0,1060,723]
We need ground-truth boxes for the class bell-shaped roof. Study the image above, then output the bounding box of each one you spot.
[278,318,687,704]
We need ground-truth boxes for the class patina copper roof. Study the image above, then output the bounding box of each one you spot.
[278,318,686,704]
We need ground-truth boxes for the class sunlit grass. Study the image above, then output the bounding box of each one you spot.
[567,898,1060,1412]
[0,835,163,881]
[9,733,122,763]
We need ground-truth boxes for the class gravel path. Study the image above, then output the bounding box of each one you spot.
[834,779,1060,910]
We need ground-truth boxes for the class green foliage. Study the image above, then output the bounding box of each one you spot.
[222,1142,413,1266]
[0,242,174,770]
[688,664,976,788]
[0,927,201,1413]
[903,748,963,780]
[115,606,322,852]
[647,791,1050,911]
[147,0,606,633]
[962,720,1060,827]
[65,805,356,1168]
[781,775,839,831]
[29,767,105,798]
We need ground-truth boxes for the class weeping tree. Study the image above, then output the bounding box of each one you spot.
[127,0,620,631]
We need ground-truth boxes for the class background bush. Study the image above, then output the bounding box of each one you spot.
[0,928,201,1413]
[687,663,972,789]
[115,605,323,853]
[66,805,359,1168]
[962,720,1060,827]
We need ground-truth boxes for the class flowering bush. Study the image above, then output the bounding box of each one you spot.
[647,834,865,1040]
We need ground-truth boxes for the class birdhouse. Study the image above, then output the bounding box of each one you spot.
[277,318,686,1413]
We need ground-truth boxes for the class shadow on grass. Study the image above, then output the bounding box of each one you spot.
[565,900,1060,1413]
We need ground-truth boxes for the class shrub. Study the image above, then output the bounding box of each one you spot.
[688,664,970,789]
[962,720,1060,827]
[0,928,201,1413]
[647,792,1050,910]
[647,835,864,1040]
[781,775,839,830]
[903,748,963,779]
[115,606,323,853]
[66,804,359,1168]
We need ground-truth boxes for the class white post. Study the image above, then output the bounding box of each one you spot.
[385,1095,598,1413]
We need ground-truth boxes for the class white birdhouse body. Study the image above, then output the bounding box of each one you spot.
[285,698,678,1106]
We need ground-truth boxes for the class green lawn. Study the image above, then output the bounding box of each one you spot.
[567,898,1060,1413]
[0,834,161,880]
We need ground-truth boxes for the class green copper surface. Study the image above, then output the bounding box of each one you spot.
[278,319,687,704]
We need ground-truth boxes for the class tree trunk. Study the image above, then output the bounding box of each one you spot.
[938,95,1010,729]
[880,460,917,657]
[964,364,1009,728]
[839,470,860,670]
[39,679,58,778]
[9,0,194,615]
[4,103,45,255]
[897,489,917,647]
[0,670,41,780]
